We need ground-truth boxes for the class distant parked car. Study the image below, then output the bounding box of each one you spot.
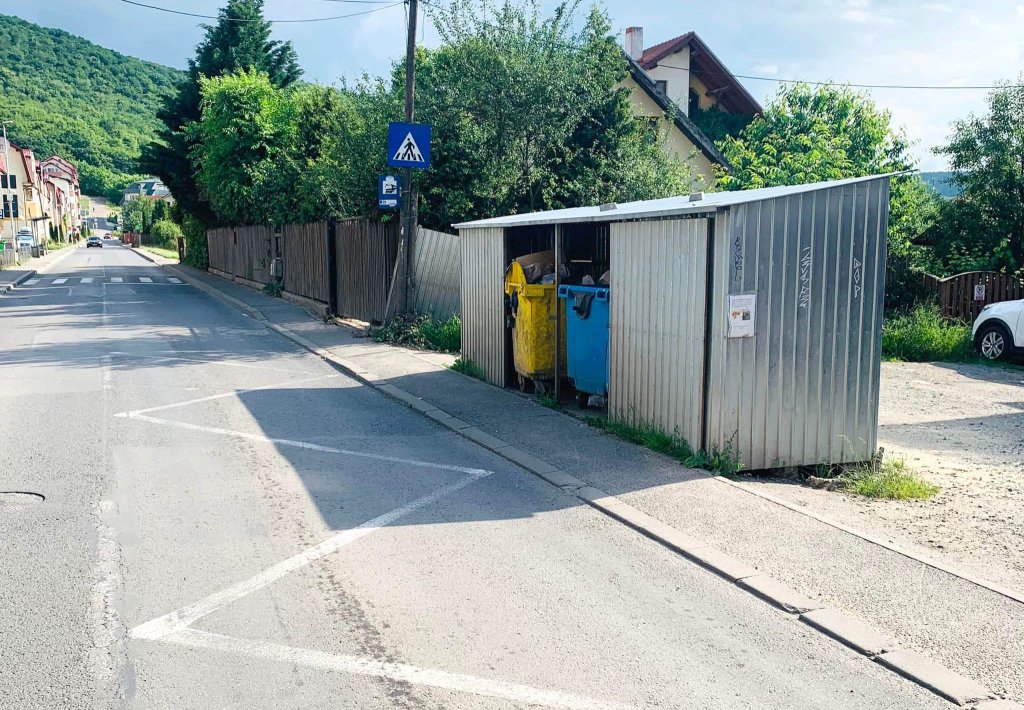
[973,299,1024,361]
[16,234,33,249]
[86,236,103,248]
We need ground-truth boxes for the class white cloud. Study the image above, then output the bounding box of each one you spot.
[754,64,780,75]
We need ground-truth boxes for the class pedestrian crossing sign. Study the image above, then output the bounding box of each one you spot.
[387,122,431,169]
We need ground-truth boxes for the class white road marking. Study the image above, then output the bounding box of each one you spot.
[139,277,153,283]
[89,500,124,693]
[168,277,182,284]
[119,412,492,476]
[164,629,635,710]
[115,373,340,417]
[24,278,39,285]
[131,470,491,641]
[52,278,68,284]
[110,277,123,283]
[82,277,94,284]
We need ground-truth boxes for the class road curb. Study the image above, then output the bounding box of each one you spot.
[876,650,992,706]
[0,245,81,293]
[165,265,1011,710]
[799,607,896,657]
[0,269,36,294]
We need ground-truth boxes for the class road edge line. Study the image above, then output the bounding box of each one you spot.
[163,264,1005,709]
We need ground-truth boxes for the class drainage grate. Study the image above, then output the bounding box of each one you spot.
[0,491,45,511]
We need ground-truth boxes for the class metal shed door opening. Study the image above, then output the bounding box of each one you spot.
[608,218,709,448]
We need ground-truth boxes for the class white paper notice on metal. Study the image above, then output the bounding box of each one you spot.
[974,284,986,301]
[727,293,757,338]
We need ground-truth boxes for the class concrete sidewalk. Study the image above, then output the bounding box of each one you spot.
[167,263,1022,708]
[0,245,81,292]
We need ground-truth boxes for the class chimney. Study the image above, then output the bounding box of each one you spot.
[624,26,644,60]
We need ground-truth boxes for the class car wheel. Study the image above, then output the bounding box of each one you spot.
[977,323,1011,361]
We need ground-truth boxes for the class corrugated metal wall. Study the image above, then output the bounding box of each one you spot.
[705,178,889,469]
[412,226,460,319]
[459,227,506,386]
[282,221,328,302]
[609,218,709,446]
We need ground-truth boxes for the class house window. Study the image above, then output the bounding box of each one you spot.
[11,195,18,218]
[689,88,701,116]
[2,195,8,217]
[9,175,15,189]
[0,175,6,189]
[655,79,668,95]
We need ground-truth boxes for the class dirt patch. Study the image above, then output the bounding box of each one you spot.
[753,361,1024,592]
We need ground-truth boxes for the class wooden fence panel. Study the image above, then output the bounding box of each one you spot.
[411,226,460,319]
[282,221,328,302]
[921,270,1024,321]
[206,226,274,284]
[334,218,399,323]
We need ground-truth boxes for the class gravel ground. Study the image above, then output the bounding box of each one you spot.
[756,360,1024,592]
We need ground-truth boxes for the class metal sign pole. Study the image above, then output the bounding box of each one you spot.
[554,224,562,404]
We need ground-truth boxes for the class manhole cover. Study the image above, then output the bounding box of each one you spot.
[0,491,45,511]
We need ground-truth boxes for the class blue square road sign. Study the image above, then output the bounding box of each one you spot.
[387,122,431,169]
[378,174,400,210]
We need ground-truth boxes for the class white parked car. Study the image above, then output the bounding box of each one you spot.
[973,299,1024,361]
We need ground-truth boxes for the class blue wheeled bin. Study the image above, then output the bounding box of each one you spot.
[557,285,610,408]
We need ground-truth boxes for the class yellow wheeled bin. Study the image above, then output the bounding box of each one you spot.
[504,259,565,393]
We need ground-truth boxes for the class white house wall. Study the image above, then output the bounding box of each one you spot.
[704,178,890,470]
[609,218,709,447]
[459,227,507,387]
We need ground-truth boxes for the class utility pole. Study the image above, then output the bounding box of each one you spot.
[397,0,418,312]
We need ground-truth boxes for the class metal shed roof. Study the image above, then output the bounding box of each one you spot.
[454,174,892,230]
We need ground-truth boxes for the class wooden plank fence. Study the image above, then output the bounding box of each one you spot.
[207,225,275,286]
[921,270,1024,321]
[335,218,400,323]
[411,226,460,319]
[207,219,458,324]
[282,221,329,302]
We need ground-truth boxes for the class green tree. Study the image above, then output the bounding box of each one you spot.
[141,0,301,262]
[932,76,1024,275]
[410,1,693,228]
[121,196,157,233]
[717,83,936,307]
[192,71,351,225]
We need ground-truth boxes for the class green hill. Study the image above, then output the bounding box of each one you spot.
[0,14,183,200]
[920,171,961,199]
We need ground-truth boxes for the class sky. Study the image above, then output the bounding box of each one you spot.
[6,0,1024,170]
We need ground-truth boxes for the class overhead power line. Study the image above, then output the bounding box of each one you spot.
[117,0,402,23]
[659,63,1023,90]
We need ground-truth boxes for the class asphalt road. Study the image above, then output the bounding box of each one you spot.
[0,243,951,710]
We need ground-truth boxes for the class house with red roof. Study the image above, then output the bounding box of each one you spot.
[621,28,761,187]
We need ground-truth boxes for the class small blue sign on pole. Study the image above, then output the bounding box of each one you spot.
[378,174,400,210]
[387,122,431,169]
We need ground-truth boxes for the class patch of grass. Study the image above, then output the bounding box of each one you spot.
[141,245,179,260]
[589,415,744,475]
[450,357,486,380]
[45,240,72,251]
[372,313,461,353]
[262,279,283,297]
[882,304,974,362]
[536,393,561,410]
[841,458,939,500]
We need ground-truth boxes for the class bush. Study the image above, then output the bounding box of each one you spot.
[881,304,974,362]
[150,219,182,244]
[371,313,461,353]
